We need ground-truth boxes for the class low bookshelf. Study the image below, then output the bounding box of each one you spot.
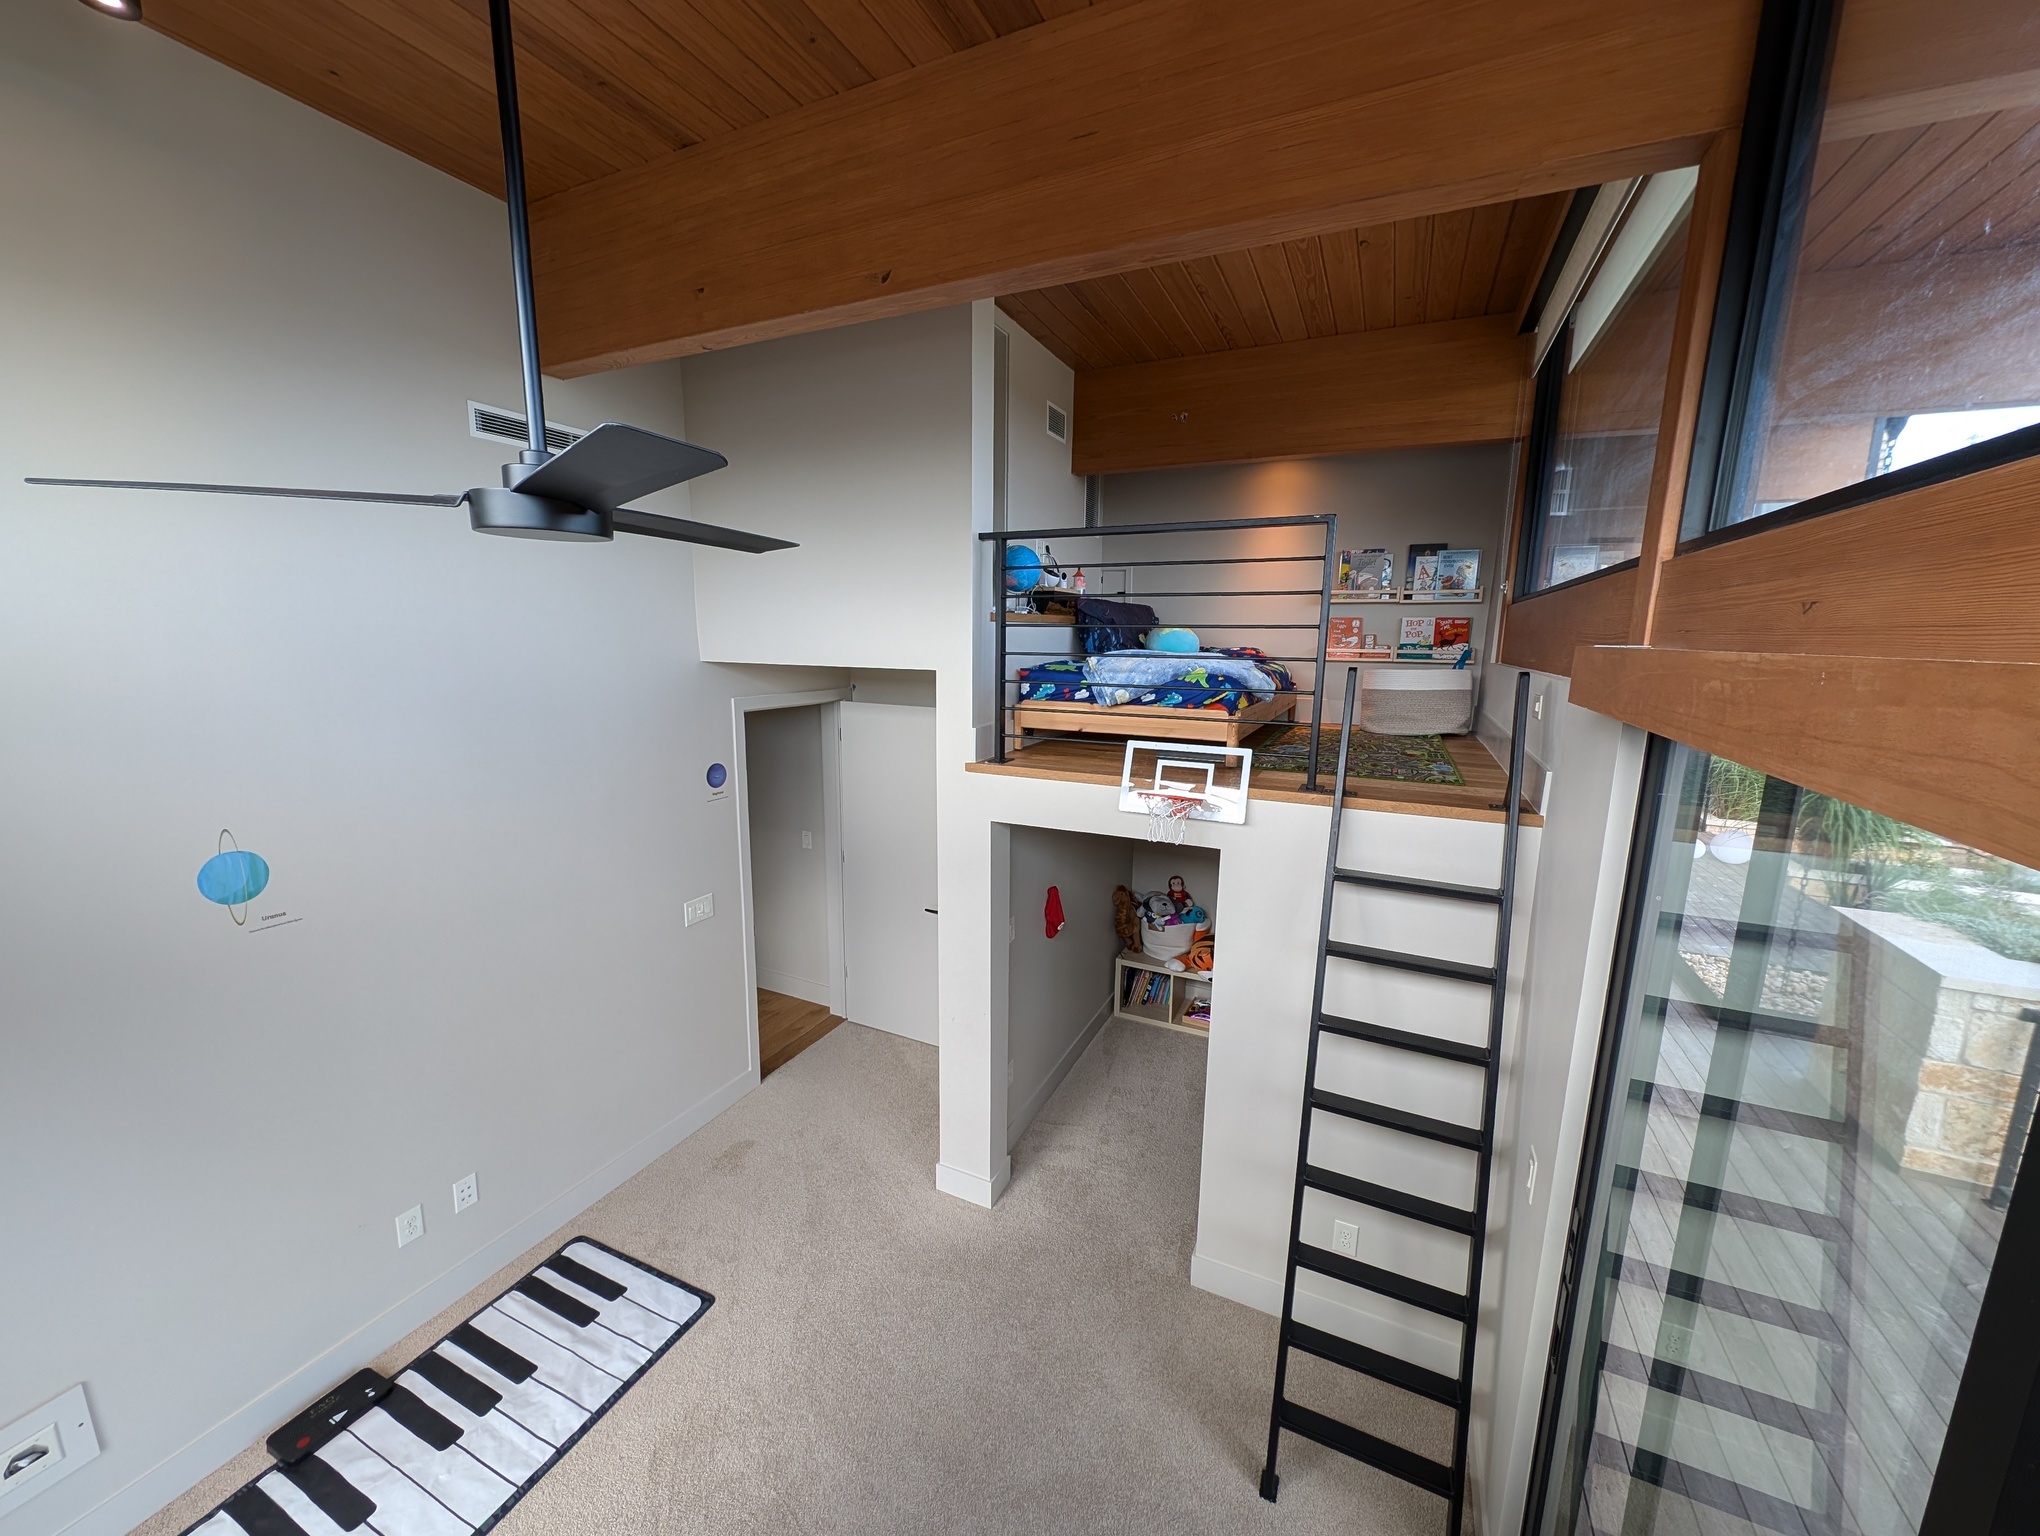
[1114,951,1212,1036]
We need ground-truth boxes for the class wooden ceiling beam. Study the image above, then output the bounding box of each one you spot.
[530,0,1764,374]
[1069,316,1532,475]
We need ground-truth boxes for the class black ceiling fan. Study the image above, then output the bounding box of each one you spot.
[32,0,793,556]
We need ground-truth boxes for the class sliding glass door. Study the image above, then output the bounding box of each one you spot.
[1529,744,2040,1536]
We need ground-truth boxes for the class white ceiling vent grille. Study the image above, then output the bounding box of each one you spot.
[1045,402,1069,443]
[468,401,587,454]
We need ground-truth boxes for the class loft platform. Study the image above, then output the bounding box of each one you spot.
[969,725,1541,826]
[1012,692,1295,748]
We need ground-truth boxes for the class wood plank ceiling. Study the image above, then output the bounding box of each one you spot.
[141,0,1091,201]
[997,194,1570,370]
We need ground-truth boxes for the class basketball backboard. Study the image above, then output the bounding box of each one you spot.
[1117,739,1252,826]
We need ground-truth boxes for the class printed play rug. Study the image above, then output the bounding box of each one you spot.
[181,1239,711,1536]
[1250,724,1466,786]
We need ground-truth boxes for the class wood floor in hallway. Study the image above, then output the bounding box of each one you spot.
[758,987,843,1076]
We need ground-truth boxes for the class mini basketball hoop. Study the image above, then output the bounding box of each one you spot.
[1136,788,1206,844]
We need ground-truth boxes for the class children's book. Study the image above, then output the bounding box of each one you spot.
[1405,543,1445,594]
[1398,614,1436,658]
[1435,549,1481,594]
[1433,616,1472,658]
[1336,548,1395,596]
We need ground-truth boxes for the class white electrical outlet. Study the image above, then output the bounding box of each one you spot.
[1331,1219,1359,1257]
[684,893,714,927]
[452,1173,478,1214]
[801,830,813,849]
[395,1205,424,1247]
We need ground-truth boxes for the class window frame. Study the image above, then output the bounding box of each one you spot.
[1675,0,2040,549]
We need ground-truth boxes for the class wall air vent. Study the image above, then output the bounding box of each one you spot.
[1045,402,1069,443]
[468,401,587,454]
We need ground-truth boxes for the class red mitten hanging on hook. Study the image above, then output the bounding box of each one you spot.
[1044,885,1066,939]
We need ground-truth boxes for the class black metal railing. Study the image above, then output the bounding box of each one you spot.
[979,514,1335,791]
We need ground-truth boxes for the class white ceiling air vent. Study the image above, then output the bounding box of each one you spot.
[1045,402,1069,443]
[468,401,587,454]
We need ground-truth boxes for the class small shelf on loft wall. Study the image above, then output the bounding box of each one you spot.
[1329,589,1485,604]
[1327,654,1479,666]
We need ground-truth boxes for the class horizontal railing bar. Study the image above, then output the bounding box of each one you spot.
[983,514,1335,540]
[1051,554,1325,569]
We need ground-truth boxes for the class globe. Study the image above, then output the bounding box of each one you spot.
[1004,545,1043,591]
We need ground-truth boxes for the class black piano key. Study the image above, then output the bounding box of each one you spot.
[412,1350,502,1416]
[449,1322,536,1383]
[222,1485,308,1536]
[543,1253,625,1301]
[513,1276,599,1328]
[279,1455,374,1532]
[378,1384,463,1451]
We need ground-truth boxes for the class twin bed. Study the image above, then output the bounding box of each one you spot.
[1011,647,1299,748]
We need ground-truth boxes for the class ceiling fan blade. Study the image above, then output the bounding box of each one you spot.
[511,423,728,510]
[25,477,464,507]
[612,508,796,554]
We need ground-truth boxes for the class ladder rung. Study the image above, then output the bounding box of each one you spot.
[1309,1088,1483,1150]
[1291,1240,1471,1321]
[1283,1321,1463,1407]
[1316,1011,1491,1068]
[1302,1165,1477,1235]
[1274,1399,1457,1499]
[1324,941,1496,986]
[1334,869,1502,905]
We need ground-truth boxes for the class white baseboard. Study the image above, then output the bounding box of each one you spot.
[756,968,832,1007]
[72,1066,758,1536]
[1190,1250,1283,1314]
[935,1157,1012,1208]
[1007,995,1112,1150]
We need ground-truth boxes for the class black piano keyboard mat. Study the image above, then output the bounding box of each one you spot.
[181,1238,714,1536]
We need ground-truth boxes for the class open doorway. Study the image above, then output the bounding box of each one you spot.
[741,700,846,1075]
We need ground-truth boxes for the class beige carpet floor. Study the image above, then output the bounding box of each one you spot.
[135,1020,1445,1536]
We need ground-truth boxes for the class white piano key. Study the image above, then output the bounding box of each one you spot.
[467,1309,621,1410]
[496,1291,650,1379]
[316,1432,470,1536]
[539,1271,681,1351]
[431,1344,587,1448]
[398,1370,551,1485]
[255,1472,352,1536]
[350,1409,512,1527]
[563,1243,704,1326]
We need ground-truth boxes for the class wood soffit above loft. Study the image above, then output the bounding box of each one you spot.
[997,195,1570,371]
[140,0,1090,203]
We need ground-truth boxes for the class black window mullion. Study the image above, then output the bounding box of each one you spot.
[1679,0,1843,541]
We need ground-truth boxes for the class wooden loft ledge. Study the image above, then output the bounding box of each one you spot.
[968,731,1543,828]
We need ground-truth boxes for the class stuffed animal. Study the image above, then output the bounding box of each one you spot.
[1111,885,1142,953]
[1167,875,1194,916]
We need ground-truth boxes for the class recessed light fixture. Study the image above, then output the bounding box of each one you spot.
[80,0,144,18]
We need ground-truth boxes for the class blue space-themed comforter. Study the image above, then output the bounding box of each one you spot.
[1015,648,1295,715]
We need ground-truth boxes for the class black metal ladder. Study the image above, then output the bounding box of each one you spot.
[1259,668,1532,1532]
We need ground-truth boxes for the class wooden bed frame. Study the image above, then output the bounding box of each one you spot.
[1011,692,1296,747]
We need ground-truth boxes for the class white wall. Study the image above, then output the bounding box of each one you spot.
[744,705,833,1004]
[1475,681,1647,1536]
[997,318,1084,532]
[0,12,814,1534]
[1000,827,1131,1148]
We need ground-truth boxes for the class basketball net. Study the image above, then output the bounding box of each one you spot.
[1137,790,1203,844]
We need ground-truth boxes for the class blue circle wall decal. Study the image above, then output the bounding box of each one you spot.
[706,762,728,789]
[198,849,270,906]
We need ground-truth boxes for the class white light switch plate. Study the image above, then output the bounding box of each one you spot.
[0,1385,99,1515]
[684,893,714,927]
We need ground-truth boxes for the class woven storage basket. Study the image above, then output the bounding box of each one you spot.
[1359,666,1475,735]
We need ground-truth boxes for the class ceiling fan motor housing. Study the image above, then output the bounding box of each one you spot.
[467,462,611,541]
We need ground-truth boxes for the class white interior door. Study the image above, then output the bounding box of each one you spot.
[839,701,939,1045]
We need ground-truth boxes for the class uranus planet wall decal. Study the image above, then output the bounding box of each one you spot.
[197,829,269,927]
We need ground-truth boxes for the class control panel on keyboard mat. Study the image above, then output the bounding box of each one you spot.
[181,1240,713,1536]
